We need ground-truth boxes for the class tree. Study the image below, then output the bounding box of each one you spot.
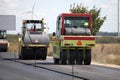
[70,3,106,35]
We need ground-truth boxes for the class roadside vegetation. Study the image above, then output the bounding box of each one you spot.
[7,34,19,53]
[92,36,120,65]
[92,43,120,65]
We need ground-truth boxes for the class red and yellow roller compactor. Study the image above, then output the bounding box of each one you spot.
[18,19,49,60]
[51,13,96,65]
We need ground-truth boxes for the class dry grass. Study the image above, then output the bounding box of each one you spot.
[47,44,53,56]
[92,44,120,65]
[7,34,18,53]
[8,41,18,53]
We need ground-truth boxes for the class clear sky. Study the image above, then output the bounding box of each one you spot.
[0,0,119,34]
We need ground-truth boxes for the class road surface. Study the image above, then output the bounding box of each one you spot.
[0,52,120,80]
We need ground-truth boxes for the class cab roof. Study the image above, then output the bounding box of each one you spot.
[60,13,92,17]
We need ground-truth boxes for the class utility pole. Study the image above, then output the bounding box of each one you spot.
[118,0,120,37]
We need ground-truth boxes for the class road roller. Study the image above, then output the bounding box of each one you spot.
[18,19,49,60]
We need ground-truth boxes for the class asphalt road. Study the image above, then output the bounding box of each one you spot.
[0,52,120,80]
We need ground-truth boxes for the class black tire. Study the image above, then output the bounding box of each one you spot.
[0,47,8,52]
[60,49,67,65]
[19,47,22,59]
[34,48,41,59]
[19,47,23,59]
[84,49,91,65]
[33,48,45,60]
[19,55,22,59]
[40,48,47,60]
[3,48,8,52]
[41,48,47,60]
[68,50,75,65]
[4,48,8,52]
[54,58,59,64]
[76,49,83,65]
[20,48,26,59]
[20,47,28,60]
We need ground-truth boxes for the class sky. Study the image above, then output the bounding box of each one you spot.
[0,0,119,34]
